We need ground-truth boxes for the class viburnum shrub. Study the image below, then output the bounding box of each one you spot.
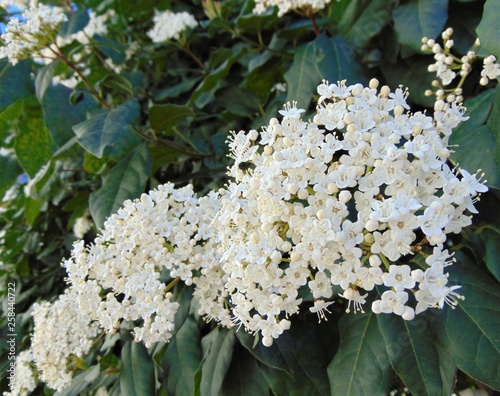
[13,79,488,392]
[1,0,499,395]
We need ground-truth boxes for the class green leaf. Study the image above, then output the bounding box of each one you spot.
[93,35,127,65]
[328,311,394,396]
[14,104,54,179]
[200,327,236,396]
[221,344,269,396]
[59,9,90,38]
[0,155,22,199]
[430,253,500,390]
[392,0,448,53]
[449,88,500,189]
[97,74,134,97]
[338,0,393,48]
[162,317,203,396]
[24,197,43,226]
[476,0,500,58]
[42,85,97,147]
[377,313,455,396]
[73,99,141,159]
[120,341,156,396]
[484,228,500,281]
[35,61,59,102]
[0,59,34,112]
[487,85,500,165]
[89,143,152,228]
[189,44,247,109]
[149,104,195,136]
[284,35,367,110]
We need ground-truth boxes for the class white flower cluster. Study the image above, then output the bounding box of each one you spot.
[30,288,101,392]
[0,3,67,65]
[72,211,93,239]
[63,184,228,348]
[253,0,332,17]
[3,350,36,396]
[480,55,500,86]
[21,81,487,384]
[147,10,198,43]
[213,79,486,345]
[422,28,499,102]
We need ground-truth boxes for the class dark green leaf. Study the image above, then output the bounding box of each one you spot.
[162,317,203,396]
[377,313,455,396]
[449,89,499,189]
[328,311,394,396]
[42,85,97,147]
[97,74,134,97]
[430,253,500,390]
[35,61,59,102]
[338,0,393,48]
[24,197,43,226]
[284,35,367,110]
[73,99,141,159]
[89,143,152,228]
[0,155,22,199]
[200,327,236,396]
[221,344,269,396]
[59,9,90,38]
[0,59,34,112]
[487,85,500,165]
[93,35,127,65]
[56,365,100,396]
[190,44,247,108]
[392,0,448,53]
[476,0,500,58]
[14,104,54,179]
[154,77,202,101]
[484,228,500,281]
[120,341,156,396]
[238,316,337,396]
[149,104,195,135]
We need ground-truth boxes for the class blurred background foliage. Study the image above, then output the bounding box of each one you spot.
[0,0,499,394]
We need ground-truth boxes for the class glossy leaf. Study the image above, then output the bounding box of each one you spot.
[431,254,500,390]
[42,85,97,147]
[35,61,59,102]
[0,155,22,199]
[221,344,269,396]
[162,316,202,396]
[200,327,236,396]
[73,99,141,159]
[97,74,134,97]
[89,143,152,228]
[392,0,448,52]
[476,0,500,58]
[149,104,195,135]
[338,0,393,48]
[120,341,156,396]
[377,313,455,396]
[238,317,337,395]
[449,88,499,189]
[0,59,34,112]
[59,9,90,38]
[189,44,247,108]
[284,34,366,110]
[328,311,394,396]
[484,228,500,281]
[14,104,54,179]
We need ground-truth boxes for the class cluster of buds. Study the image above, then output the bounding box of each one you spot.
[422,28,499,103]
